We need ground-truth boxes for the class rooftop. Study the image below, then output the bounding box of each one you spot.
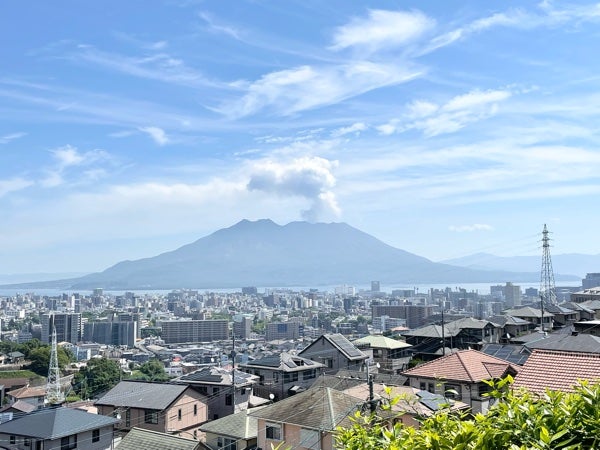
[95,380,189,409]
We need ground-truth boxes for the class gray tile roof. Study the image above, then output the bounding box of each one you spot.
[95,381,189,409]
[249,387,362,430]
[199,407,260,439]
[116,427,200,450]
[0,407,118,439]
[524,333,600,353]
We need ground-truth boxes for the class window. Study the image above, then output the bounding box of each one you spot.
[194,404,198,416]
[303,369,316,380]
[283,372,299,383]
[225,394,232,406]
[144,409,159,424]
[217,436,237,450]
[428,383,435,394]
[125,409,131,428]
[92,429,100,443]
[178,408,182,420]
[9,436,15,445]
[198,386,208,395]
[60,435,77,450]
[213,387,220,395]
[24,438,31,447]
[419,382,426,391]
[444,384,461,400]
[266,423,281,440]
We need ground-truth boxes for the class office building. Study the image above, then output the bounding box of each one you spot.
[160,320,229,344]
[41,313,81,345]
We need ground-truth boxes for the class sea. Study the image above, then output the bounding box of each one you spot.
[0,280,583,297]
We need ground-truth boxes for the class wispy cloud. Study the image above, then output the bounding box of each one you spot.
[247,156,340,221]
[0,132,26,144]
[449,224,494,232]
[0,177,33,197]
[331,122,368,137]
[217,62,423,117]
[139,126,169,145]
[71,45,224,89]
[330,9,434,54]
[42,145,113,187]
[198,11,242,40]
[377,87,514,136]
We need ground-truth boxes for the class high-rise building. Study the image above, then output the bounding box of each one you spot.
[583,273,600,289]
[371,281,380,292]
[504,282,521,308]
[160,320,228,344]
[41,313,82,345]
[265,322,302,341]
[83,321,137,347]
[233,316,253,339]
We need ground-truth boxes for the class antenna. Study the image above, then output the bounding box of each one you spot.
[45,319,65,406]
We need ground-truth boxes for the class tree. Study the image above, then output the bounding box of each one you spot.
[336,377,600,449]
[73,358,122,399]
[26,346,70,376]
[137,359,169,382]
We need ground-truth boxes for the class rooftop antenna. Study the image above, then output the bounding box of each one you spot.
[45,320,64,406]
[539,224,557,332]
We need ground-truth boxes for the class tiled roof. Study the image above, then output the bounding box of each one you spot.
[402,324,460,338]
[199,407,260,439]
[6,386,46,399]
[0,407,118,439]
[117,427,200,450]
[95,381,189,409]
[524,333,600,353]
[352,335,412,350]
[512,350,600,394]
[402,349,520,383]
[249,387,362,430]
[489,315,532,327]
[503,306,554,318]
[239,352,324,372]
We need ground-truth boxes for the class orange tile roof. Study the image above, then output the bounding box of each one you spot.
[403,349,520,383]
[512,350,600,394]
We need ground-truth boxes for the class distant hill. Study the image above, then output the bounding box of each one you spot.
[441,252,597,279]
[0,219,580,290]
[0,272,90,284]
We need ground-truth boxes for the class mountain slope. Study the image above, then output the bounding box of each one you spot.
[3,219,575,290]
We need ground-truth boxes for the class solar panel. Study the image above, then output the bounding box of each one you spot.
[328,334,364,358]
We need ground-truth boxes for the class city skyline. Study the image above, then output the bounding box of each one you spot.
[2,1,600,274]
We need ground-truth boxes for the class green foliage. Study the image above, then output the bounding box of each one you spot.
[0,370,40,380]
[336,377,600,450]
[26,346,71,376]
[73,357,123,399]
[134,359,170,382]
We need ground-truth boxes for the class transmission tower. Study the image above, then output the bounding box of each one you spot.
[45,323,64,406]
[540,224,557,307]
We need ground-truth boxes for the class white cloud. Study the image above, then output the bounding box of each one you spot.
[0,132,27,144]
[43,145,113,187]
[0,177,33,197]
[449,224,494,232]
[331,122,368,137]
[247,156,340,221]
[378,88,514,137]
[198,11,241,40]
[218,62,422,117]
[331,9,435,53]
[139,126,169,145]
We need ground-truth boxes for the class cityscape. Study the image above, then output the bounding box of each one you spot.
[3,1,600,449]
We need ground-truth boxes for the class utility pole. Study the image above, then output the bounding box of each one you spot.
[441,297,446,356]
[230,330,236,414]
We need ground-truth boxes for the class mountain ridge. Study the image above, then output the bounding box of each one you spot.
[0,219,580,290]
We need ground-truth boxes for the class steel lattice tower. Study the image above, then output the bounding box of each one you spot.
[540,224,557,306]
[45,323,64,405]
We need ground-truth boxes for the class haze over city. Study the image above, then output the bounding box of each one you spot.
[3,1,600,275]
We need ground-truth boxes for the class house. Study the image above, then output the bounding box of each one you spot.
[174,366,259,420]
[4,386,46,410]
[402,349,520,414]
[503,306,554,331]
[523,330,600,354]
[0,407,119,450]
[298,334,368,373]
[351,335,412,374]
[512,350,600,395]
[249,387,362,450]
[116,427,201,450]
[561,302,595,321]
[199,407,259,450]
[341,383,469,429]
[95,380,207,436]
[238,352,324,401]
[489,315,534,341]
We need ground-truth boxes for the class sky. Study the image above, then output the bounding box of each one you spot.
[2,0,600,274]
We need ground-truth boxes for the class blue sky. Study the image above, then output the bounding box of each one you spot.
[2,0,600,274]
